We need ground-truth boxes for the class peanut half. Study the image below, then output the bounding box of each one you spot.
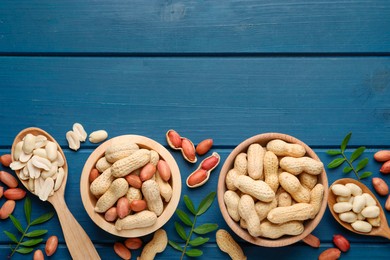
[89,130,108,143]
[187,152,220,188]
[10,133,66,201]
[166,129,197,163]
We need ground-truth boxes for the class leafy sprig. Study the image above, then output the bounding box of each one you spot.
[327,132,372,180]
[4,197,54,258]
[169,192,218,259]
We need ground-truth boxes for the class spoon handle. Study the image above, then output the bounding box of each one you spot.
[378,226,390,240]
[51,195,101,259]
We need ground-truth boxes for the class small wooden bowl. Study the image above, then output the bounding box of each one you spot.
[80,135,181,238]
[217,133,329,247]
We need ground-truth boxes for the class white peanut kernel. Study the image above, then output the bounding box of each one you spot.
[352,195,366,213]
[89,130,108,143]
[332,182,380,234]
[333,202,353,213]
[73,123,88,142]
[346,183,362,196]
[331,184,351,197]
[66,131,81,151]
[12,133,65,201]
[351,220,372,233]
[361,206,380,219]
[339,212,357,223]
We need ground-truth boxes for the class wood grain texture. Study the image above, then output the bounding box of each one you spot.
[0,57,389,147]
[0,0,389,53]
[1,0,389,258]
[0,148,389,259]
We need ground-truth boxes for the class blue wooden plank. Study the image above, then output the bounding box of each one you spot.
[0,0,389,53]
[1,147,389,259]
[0,57,389,146]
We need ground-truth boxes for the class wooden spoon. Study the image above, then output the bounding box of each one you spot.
[328,178,390,239]
[11,127,101,259]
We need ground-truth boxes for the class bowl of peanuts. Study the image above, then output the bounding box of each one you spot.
[80,135,181,237]
[217,133,328,247]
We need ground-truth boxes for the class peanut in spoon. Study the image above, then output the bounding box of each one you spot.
[11,127,101,259]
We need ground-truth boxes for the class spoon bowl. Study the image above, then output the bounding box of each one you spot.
[328,178,390,239]
[11,127,101,259]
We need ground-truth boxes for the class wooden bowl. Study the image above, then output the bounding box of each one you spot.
[217,133,329,247]
[80,135,181,238]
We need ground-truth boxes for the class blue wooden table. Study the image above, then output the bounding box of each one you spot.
[1,0,390,259]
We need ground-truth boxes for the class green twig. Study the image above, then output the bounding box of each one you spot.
[341,152,360,180]
[180,215,198,260]
[9,224,30,258]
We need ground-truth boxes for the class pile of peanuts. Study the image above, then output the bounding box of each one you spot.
[10,133,66,201]
[223,139,325,239]
[331,183,380,233]
[374,150,390,174]
[0,170,26,219]
[89,139,173,230]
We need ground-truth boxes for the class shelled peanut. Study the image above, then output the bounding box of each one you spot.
[0,170,25,219]
[223,139,325,239]
[9,133,65,201]
[90,140,173,230]
[374,150,390,174]
[331,183,380,233]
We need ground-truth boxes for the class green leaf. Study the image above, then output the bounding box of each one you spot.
[343,166,353,173]
[356,158,369,172]
[327,158,345,169]
[20,238,43,247]
[341,132,352,152]
[359,171,373,179]
[196,192,216,216]
[30,212,54,226]
[174,222,187,241]
[25,229,48,238]
[350,146,366,163]
[184,195,196,215]
[193,223,218,235]
[326,150,342,155]
[24,196,32,224]
[176,209,193,226]
[9,215,24,234]
[185,248,203,257]
[168,240,183,252]
[189,236,209,247]
[15,247,34,254]
[4,231,18,243]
